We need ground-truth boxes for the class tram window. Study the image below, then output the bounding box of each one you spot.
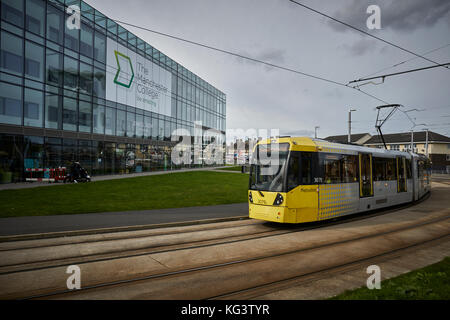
[301,153,312,184]
[418,160,424,178]
[373,157,396,181]
[321,154,342,184]
[342,155,358,183]
[287,154,300,191]
[373,157,385,181]
[386,158,396,180]
[405,158,412,179]
[398,157,406,179]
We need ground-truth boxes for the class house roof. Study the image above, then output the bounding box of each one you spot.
[364,131,450,144]
[324,133,370,144]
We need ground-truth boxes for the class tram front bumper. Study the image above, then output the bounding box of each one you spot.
[249,203,292,223]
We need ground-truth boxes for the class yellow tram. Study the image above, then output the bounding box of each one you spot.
[248,137,431,223]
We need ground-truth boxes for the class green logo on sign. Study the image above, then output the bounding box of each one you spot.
[114,50,134,88]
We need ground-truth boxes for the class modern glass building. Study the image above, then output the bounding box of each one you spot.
[0,0,226,183]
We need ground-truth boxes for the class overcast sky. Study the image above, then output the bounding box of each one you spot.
[86,0,450,139]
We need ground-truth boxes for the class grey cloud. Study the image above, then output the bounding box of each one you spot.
[339,38,378,56]
[257,48,286,64]
[280,129,315,137]
[235,48,286,67]
[330,0,450,32]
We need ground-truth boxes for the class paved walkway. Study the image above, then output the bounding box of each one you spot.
[0,166,241,191]
[0,203,248,236]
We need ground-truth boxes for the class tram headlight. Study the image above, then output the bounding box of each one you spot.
[273,193,284,206]
[249,192,253,203]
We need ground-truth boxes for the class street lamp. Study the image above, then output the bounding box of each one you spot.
[410,123,427,153]
[348,108,356,143]
[314,126,320,139]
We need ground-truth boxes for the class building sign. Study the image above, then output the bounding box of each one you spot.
[106,38,172,117]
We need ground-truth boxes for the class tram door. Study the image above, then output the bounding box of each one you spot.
[359,153,373,197]
[397,157,407,192]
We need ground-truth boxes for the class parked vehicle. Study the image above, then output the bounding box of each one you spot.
[64,162,91,183]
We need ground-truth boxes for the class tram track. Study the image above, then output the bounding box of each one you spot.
[27,211,450,300]
[0,184,447,300]
[0,193,430,276]
[210,233,450,300]
[0,218,257,251]
[1,206,447,299]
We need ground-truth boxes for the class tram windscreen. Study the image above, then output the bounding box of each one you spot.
[249,143,290,192]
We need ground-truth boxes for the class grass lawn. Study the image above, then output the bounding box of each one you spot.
[217,166,243,172]
[331,257,450,300]
[0,171,249,218]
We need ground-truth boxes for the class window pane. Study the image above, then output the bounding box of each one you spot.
[144,115,151,139]
[64,56,78,89]
[342,155,358,183]
[321,154,342,184]
[79,101,91,133]
[45,92,60,129]
[47,4,63,44]
[63,97,77,131]
[24,136,44,169]
[126,111,135,137]
[373,157,386,181]
[136,114,144,138]
[94,31,106,63]
[105,107,115,135]
[176,102,181,120]
[64,12,79,51]
[79,62,93,95]
[45,142,62,168]
[287,154,300,191]
[406,158,412,179]
[116,109,126,136]
[80,23,93,58]
[182,102,187,120]
[386,158,396,180]
[152,117,158,140]
[24,88,43,127]
[158,119,164,140]
[164,120,170,141]
[1,0,24,27]
[25,0,45,36]
[0,31,23,75]
[93,67,105,98]
[93,104,105,134]
[301,153,312,184]
[0,83,22,125]
[46,49,62,86]
[25,41,44,81]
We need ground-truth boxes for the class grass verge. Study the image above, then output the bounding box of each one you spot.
[0,171,249,218]
[331,256,450,300]
[217,166,243,172]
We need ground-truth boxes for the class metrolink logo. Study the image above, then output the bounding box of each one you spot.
[114,50,134,88]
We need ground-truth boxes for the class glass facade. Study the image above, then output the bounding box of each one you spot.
[0,0,226,183]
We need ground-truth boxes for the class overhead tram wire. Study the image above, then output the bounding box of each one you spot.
[349,62,450,85]
[361,43,450,79]
[288,0,450,71]
[110,15,435,122]
[112,19,396,105]
[113,19,348,89]
[73,6,445,117]
[112,15,445,132]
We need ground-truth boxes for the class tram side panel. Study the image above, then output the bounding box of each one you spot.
[317,183,359,221]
